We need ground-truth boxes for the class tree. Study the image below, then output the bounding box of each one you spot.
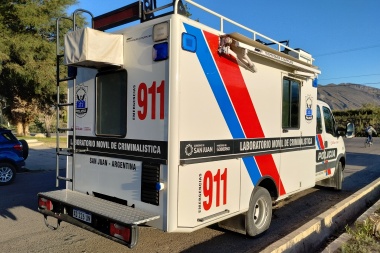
[333,103,380,137]
[0,0,79,136]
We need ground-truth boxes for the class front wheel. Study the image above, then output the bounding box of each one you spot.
[246,186,272,236]
[0,163,16,186]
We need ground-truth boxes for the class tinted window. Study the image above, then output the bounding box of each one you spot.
[316,105,322,134]
[96,70,127,136]
[323,106,336,136]
[282,78,300,128]
[0,131,17,143]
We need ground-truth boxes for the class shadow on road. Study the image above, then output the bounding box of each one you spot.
[0,170,64,221]
[0,145,65,220]
[0,138,379,252]
[182,151,380,253]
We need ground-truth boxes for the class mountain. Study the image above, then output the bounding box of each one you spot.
[317,83,380,111]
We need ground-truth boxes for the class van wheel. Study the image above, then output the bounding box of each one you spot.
[246,186,272,236]
[334,161,343,191]
[0,163,16,186]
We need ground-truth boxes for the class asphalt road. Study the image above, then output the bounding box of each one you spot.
[0,137,379,253]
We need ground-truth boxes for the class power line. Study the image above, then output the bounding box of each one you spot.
[319,73,380,81]
[314,44,380,57]
[362,82,380,85]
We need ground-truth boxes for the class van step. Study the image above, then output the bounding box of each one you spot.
[38,189,160,225]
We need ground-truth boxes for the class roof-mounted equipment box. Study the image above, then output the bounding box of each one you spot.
[64,27,123,68]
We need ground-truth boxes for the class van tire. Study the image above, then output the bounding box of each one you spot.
[334,161,343,191]
[246,186,272,236]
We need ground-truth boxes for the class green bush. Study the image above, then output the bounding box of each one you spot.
[341,218,380,252]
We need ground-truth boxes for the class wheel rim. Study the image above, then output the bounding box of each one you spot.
[0,166,13,183]
[253,196,269,229]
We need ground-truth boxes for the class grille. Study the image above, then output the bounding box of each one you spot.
[141,163,160,206]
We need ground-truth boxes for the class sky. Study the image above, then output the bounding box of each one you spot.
[67,0,380,88]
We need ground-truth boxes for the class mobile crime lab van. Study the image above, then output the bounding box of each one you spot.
[38,0,346,248]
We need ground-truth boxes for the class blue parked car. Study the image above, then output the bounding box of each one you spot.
[0,128,28,185]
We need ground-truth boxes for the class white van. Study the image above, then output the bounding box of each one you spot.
[38,0,346,248]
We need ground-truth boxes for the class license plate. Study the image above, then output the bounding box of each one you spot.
[73,209,92,223]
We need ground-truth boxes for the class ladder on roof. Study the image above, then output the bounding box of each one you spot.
[55,10,93,188]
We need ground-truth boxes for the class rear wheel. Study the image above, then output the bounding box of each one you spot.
[246,186,272,236]
[0,163,16,186]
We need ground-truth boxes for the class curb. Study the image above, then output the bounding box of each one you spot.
[322,198,380,253]
[260,178,380,253]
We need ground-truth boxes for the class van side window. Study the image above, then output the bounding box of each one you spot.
[322,106,336,136]
[282,78,300,129]
[95,70,127,137]
[316,105,322,134]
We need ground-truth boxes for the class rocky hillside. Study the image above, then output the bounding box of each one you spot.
[317,83,380,111]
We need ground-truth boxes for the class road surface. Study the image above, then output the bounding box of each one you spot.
[0,137,379,252]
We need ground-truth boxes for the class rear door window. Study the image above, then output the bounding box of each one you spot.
[95,70,128,137]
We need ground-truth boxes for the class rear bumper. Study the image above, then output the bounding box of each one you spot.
[38,189,160,248]
[16,160,25,170]
[39,208,139,247]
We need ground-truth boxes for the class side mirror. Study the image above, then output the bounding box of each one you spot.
[336,126,346,137]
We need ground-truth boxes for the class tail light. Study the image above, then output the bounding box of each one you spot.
[13,144,23,151]
[110,223,131,242]
[38,197,53,211]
